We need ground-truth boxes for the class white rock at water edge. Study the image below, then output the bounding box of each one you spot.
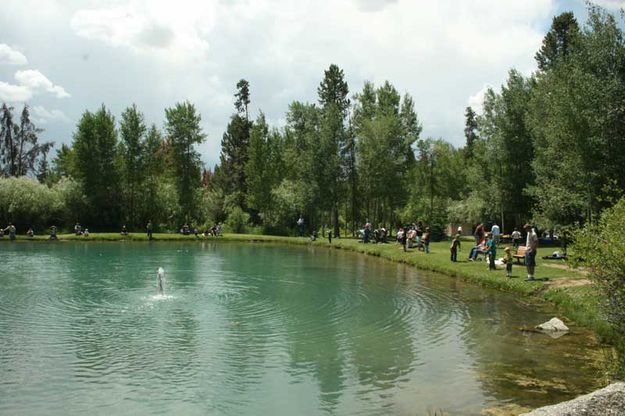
[536,317,569,332]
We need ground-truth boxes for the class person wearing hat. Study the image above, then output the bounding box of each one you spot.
[504,247,513,277]
[524,223,538,281]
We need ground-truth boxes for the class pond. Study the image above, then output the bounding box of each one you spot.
[0,242,609,415]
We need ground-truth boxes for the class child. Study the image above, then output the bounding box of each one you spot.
[486,233,496,270]
[450,235,460,262]
[422,227,431,254]
[504,246,513,277]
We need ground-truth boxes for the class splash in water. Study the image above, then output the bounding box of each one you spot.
[157,267,165,295]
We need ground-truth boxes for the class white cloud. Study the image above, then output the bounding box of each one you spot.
[31,106,71,124]
[0,69,70,102]
[592,0,625,9]
[0,44,27,65]
[5,0,563,161]
[14,70,70,99]
[0,81,32,102]
[70,1,213,57]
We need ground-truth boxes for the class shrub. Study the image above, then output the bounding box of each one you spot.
[225,206,249,234]
[571,198,625,335]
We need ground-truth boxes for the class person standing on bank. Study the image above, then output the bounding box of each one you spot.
[4,223,16,240]
[524,223,538,281]
[511,228,522,248]
[297,216,304,237]
[146,221,153,240]
[422,227,431,254]
[491,223,500,246]
[504,246,513,277]
[450,234,460,262]
[486,233,496,270]
[474,223,484,245]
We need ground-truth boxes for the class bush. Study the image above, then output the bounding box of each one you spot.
[571,198,625,335]
[225,206,249,234]
[0,176,65,230]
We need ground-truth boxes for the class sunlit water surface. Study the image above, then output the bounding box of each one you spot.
[0,242,609,415]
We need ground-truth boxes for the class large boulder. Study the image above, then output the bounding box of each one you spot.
[536,317,569,332]
[520,383,625,415]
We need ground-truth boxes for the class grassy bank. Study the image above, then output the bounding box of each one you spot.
[2,232,611,341]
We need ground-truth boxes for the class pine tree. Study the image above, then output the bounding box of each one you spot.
[215,81,253,210]
[464,106,479,160]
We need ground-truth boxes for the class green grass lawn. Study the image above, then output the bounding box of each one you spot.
[2,232,610,341]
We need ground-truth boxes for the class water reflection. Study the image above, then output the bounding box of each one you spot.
[0,242,610,415]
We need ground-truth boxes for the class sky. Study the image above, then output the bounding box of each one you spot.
[0,0,616,168]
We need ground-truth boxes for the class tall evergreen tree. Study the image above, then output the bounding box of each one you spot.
[235,79,251,121]
[216,81,253,210]
[535,11,580,71]
[164,101,206,221]
[463,106,479,160]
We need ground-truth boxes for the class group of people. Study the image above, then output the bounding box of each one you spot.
[462,223,538,281]
[179,222,223,238]
[1,221,225,241]
[1,223,57,240]
[73,223,90,237]
[396,224,431,253]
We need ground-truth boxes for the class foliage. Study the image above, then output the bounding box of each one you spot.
[119,104,147,227]
[164,101,206,221]
[535,11,580,71]
[571,197,625,335]
[0,104,52,177]
[225,205,249,234]
[73,105,121,228]
[527,6,625,225]
[0,176,65,228]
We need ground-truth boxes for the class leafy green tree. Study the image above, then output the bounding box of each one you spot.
[52,143,76,179]
[571,197,625,376]
[73,105,121,228]
[404,138,464,234]
[282,101,322,231]
[164,101,206,221]
[119,104,147,228]
[245,113,284,225]
[353,82,420,227]
[141,124,166,227]
[317,64,350,237]
[527,6,625,226]
[478,70,535,231]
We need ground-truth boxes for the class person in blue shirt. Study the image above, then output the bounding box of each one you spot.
[486,232,497,271]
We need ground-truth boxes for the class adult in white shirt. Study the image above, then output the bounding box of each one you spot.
[524,223,538,281]
[511,228,522,248]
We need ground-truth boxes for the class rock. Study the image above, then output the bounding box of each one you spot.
[520,382,625,415]
[536,317,569,332]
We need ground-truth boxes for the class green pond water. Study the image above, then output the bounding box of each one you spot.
[0,242,609,415]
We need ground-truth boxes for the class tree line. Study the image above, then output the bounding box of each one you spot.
[2,5,625,236]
